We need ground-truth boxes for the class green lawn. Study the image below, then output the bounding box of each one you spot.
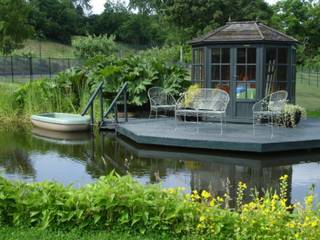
[0,227,200,240]
[11,39,75,58]
[296,81,320,117]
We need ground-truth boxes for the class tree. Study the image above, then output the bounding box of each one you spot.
[163,0,274,40]
[0,0,33,55]
[28,0,87,43]
[271,0,320,58]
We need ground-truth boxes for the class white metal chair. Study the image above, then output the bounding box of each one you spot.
[148,87,176,118]
[252,90,288,136]
[175,88,230,133]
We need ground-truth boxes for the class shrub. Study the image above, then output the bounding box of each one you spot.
[73,35,117,59]
[0,174,320,239]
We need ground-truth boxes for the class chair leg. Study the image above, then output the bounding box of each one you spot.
[155,108,158,119]
[270,114,274,138]
[220,114,223,135]
[149,108,152,119]
[253,113,256,136]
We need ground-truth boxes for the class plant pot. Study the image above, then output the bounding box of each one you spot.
[276,111,301,128]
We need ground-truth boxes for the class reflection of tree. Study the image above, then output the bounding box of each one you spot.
[91,133,296,207]
[0,149,35,177]
[190,163,292,207]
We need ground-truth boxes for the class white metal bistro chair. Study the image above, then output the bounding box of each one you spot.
[175,88,230,134]
[252,90,288,136]
[148,87,176,118]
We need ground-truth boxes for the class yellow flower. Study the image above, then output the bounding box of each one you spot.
[279,175,288,181]
[305,195,314,206]
[199,215,206,222]
[217,196,224,202]
[201,190,211,199]
[209,199,216,207]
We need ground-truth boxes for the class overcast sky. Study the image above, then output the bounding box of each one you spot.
[90,0,278,14]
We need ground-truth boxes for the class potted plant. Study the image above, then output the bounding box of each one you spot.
[279,104,307,128]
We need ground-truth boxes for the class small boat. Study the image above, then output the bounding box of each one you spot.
[31,113,90,132]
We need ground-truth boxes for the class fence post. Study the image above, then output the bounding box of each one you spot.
[29,57,33,82]
[48,57,52,79]
[10,56,14,83]
[317,67,319,88]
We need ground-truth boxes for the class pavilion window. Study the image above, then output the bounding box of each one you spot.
[192,48,205,87]
[236,48,257,100]
[210,48,231,93]
[265,48,289,95]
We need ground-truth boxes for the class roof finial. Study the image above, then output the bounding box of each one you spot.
[228,16,232,22]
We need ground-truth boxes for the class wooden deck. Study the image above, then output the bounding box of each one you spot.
[116,118,320,153]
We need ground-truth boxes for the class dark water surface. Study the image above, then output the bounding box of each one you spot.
[1,127,320,205]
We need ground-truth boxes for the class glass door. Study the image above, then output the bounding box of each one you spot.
[236,48,257,100]
[232,47,257,119]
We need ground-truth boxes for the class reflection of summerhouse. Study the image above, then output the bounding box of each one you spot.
[190,21,298,122]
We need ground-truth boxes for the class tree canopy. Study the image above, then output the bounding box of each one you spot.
[1,0,320,62]
[0,0,33,55]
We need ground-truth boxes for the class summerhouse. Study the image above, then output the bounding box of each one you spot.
[190,21,298,122]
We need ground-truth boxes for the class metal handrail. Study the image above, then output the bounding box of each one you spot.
[81,81,104,116]
[104,82,128,123]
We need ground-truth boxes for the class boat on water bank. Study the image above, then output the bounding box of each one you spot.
[31,113,90,132]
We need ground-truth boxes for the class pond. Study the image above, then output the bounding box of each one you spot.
[1,127,320,206]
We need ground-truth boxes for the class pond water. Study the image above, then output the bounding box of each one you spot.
[1,127,320,205]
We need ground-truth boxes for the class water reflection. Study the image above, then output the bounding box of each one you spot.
[0,128,319,205]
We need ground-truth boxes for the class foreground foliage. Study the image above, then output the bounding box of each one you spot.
[0,174,319,239]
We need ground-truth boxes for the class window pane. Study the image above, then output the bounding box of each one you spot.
[221,65,230,80]
[279,82,287,91]
[211,65,220,80]
[236,83,247,99]
[219,82,230,93]
[237,48,246,63]
[237,65,246,81]
[278,48,288,64]
[266,48,276,64]
[211,48,220,63]
[247,83,256,99]
[213,82,230,93]
[221,48,230,63]
[247,66,256,81]
[247,48,256,63]
[200,66,205,80]
[212,81,220,88]
[277,66,287,81]
[193,66,201,80]
[199,48,204,65]
[193,49,199,64]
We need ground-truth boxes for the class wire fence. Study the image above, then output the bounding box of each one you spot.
[0,56,82,83]
[297,65,320,87]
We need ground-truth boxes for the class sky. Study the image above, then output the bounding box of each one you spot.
[91,0,278,15]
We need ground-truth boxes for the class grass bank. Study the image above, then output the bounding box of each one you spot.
[11,40,75,58]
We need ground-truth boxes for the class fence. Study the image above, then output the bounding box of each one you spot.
[297,65,320,87]
[0,56,82,83]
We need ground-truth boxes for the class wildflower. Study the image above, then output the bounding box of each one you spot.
[279,175,288,181]
[209,199,216,207]
[199,215,206,222]
[217,196,224,202]
[201,190,211,199]
[305,195,314,206]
